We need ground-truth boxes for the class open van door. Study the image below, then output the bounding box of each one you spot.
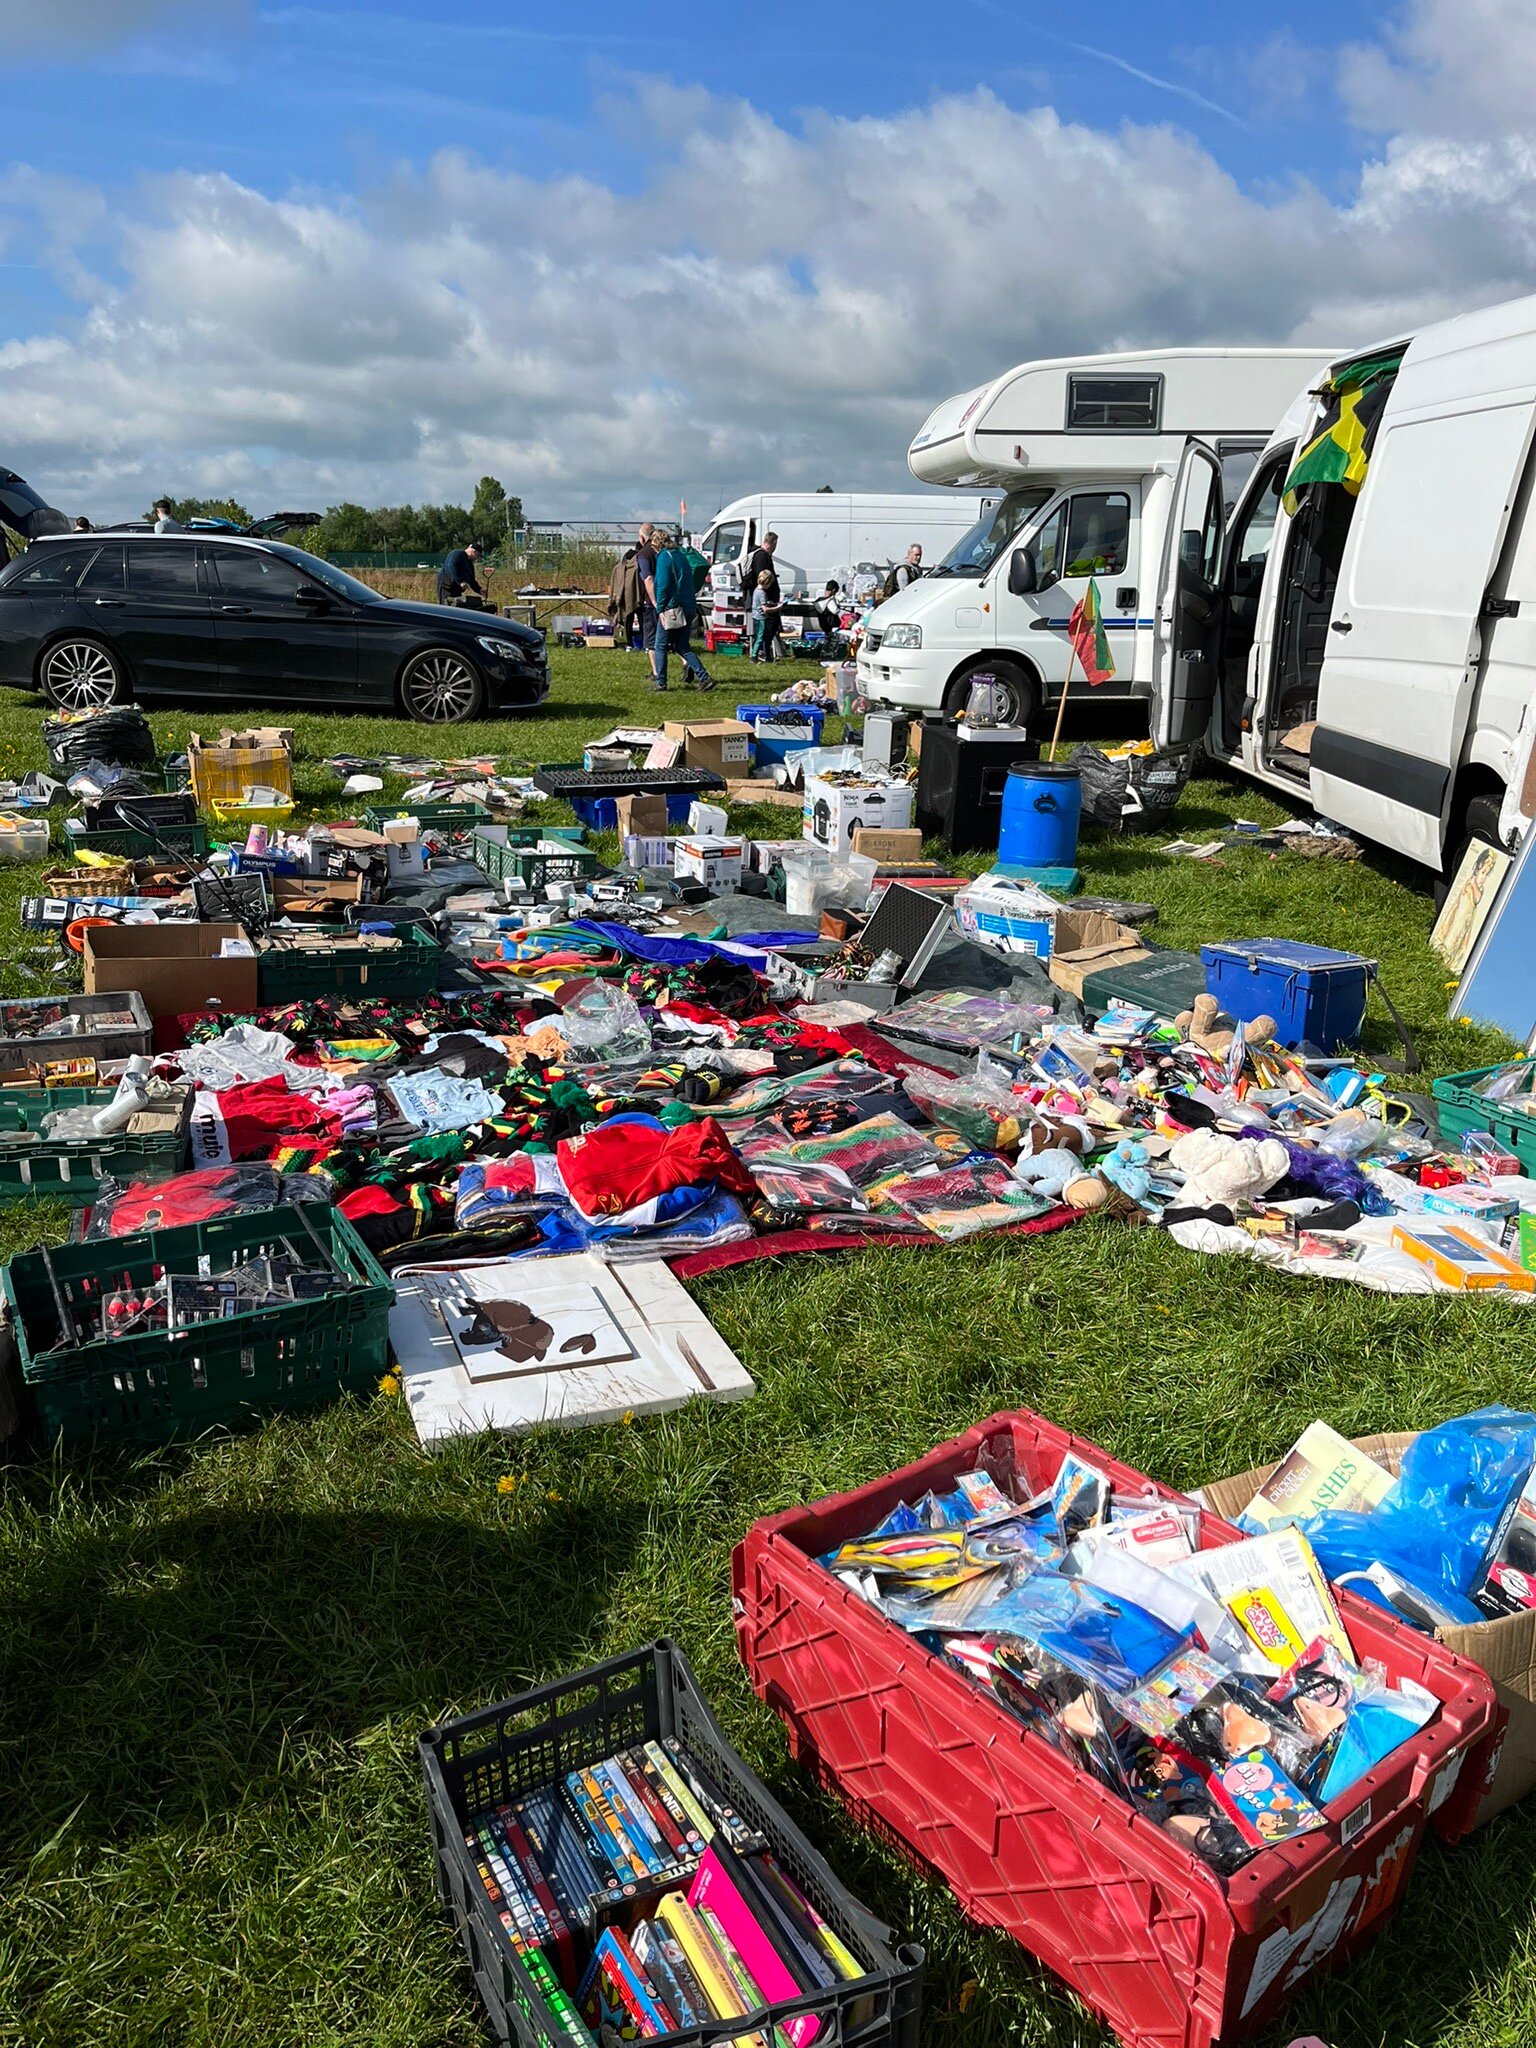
[1151,439,1224,745]
[1312,394,1536,866]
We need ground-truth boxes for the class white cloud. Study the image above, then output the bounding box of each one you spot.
[0,0,245,59]
[4,1,1536,523]
[1341,0,1536,137]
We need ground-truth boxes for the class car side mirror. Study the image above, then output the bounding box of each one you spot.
[1008,548,1039,597]
[294,584,329,608]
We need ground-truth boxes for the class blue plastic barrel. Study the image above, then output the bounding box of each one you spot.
[999,762,1082,867]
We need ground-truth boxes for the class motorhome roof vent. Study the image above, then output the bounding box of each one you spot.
[1066,374,1162,432]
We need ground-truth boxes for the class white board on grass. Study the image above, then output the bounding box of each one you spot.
[389,1252,754,1446]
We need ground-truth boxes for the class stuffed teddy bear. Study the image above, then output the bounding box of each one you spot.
[1100,1138,1154,1206]
[1174,992,1279,1057]
[1018,1113,1094,1158]
[1167,1128,1290,1210]
[1012,1147,1107,1210]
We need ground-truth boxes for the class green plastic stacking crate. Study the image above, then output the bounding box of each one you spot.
[363,800,491,836]
[0,1085,191,1206]
[7,1203,394,1445]
[470,826,601,890]
[1433,1060,1536,1175]
[257,925,442,1001]
[65,820,210,860]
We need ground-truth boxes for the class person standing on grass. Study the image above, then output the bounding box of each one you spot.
[437,539,489,609]
[650,530,714,692]
[634,521,660,666]
[750,569,783,663]
[742,529,778,606]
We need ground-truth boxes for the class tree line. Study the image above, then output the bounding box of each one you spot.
[155,477,525,556]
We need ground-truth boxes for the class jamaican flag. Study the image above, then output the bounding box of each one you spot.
[1282,350,1403,514]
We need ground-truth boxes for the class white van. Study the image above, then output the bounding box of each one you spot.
[857,348,1334,728]
[1155,294,1536,875]
[697,492,993,602]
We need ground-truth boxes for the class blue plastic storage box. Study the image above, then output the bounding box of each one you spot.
[734,703,826,770]
[569,791,694,831]
[1201,937,1373,1051]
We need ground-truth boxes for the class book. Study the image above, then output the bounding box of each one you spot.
[1238,1422,1397,1534]
[689,1845,819,2046]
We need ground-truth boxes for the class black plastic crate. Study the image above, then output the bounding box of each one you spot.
[420,1639,924,2048]
[533,765,726,798]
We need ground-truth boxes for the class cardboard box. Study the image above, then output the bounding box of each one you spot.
[1045,910,1152,998]
[954,872,1060,957]
[83,922,259,1020]
[271,876,363,914]
[688,800,729,836]
[803,774,915,855]
[852,825,924,863]
[1200,1433,1534,1826]
[188,728,294,807]
[614,793,669,838]
[748,838,803,875]
[663,719,754,775]
[674,835,744,891]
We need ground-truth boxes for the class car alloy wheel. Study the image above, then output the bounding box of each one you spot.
[401,648,482,723]
[42,638,122,709]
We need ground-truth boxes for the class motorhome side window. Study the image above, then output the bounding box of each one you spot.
[1064,493,1130,576]
[1066,375,1161,431]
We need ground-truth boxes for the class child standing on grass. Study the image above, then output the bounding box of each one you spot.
[750,570,781,662]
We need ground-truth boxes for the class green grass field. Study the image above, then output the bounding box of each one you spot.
[1,646,1532,2048]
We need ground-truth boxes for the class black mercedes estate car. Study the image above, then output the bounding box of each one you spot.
[0,532,549,724]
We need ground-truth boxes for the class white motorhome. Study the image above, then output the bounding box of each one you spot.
[857,348,1334,727]
[697,492,993,602]
[1153,294,1536,876]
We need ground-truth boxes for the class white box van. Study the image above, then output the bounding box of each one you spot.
[1157,294,1536,875]
[697,492,993,602]
[858,348,1334,728]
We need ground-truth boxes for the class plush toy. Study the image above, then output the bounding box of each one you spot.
[1168,1128,1290,1210]
[1012,1147,1107,1210]
[1175,992,1279,1057]
[1019,1113,1094,1158]
[1100,1139,1154,1206]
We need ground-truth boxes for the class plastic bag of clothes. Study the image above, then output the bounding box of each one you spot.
[1071,742,1194,833]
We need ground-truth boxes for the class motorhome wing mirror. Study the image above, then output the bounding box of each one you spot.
[1008,548,1039,596]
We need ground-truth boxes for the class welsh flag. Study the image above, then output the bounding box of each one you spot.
[1069,575,1115,685]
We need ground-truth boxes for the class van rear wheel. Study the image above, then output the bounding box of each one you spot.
[1437,791,1507,902]
[944,659,1036,730]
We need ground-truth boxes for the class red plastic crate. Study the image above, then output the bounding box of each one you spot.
[732,1409,1503,2048]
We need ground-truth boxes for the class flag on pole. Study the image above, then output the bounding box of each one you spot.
[679,498,688,530]
[1068,575,1115,685]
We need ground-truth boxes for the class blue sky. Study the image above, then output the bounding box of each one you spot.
[0,0,1531,520]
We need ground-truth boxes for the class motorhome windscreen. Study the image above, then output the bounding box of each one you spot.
[930,487,1052,577]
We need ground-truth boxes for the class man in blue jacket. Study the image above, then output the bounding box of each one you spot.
[650,530,714,692]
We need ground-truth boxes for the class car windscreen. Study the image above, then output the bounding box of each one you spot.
[261,542,385,604]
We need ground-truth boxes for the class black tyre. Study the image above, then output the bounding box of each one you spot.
[943,658,1037,729]
[39,636,128,710]
[399,646,485,725]
[1436,790,1507,902]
